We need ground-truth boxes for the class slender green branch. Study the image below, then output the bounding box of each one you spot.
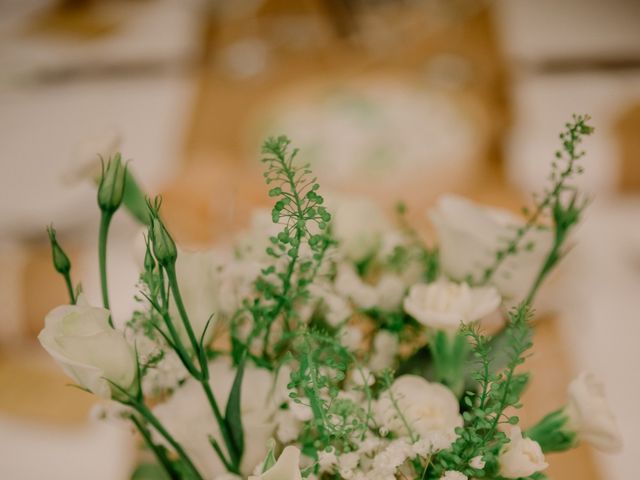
[130,414,179,480]
[98,211,113,320]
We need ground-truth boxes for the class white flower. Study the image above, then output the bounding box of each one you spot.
[309,283,353,327]
[469,455,485,469]
[566,372,622,452]
[153,357,281,477]
[318,449,339,473]
[403,279,500,332]
[340,326,364,351]
[249,446,302,480]
[38,296,136,399]
[375,375,462,439]
[217,258,262,316]
[330,195,390,262]
[430,195,552,300]
[274,408,301,444]
[498,427,548,478]
[368,330,399,373]
[335,264,378,309]
[440,471,467,480]
[335,264,405,311]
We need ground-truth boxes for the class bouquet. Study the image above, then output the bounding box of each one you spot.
[40,115,621,480]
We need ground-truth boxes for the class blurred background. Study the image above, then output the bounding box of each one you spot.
[0,0,639,478]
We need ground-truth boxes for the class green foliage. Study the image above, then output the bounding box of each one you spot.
[236,136,334,362]
[479,114,594,303]
[526,408,577,453]
[287,329,370,457]
[428,303,533,478]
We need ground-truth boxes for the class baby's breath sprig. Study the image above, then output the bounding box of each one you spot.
[479,114,594,299]
[428,303,533,479]
[238,136,333,361]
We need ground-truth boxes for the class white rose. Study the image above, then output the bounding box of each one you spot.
[430,195,552,300]
[440,471,467,480]
[154,357,280,477]
[498,427,548,478]
[375,375,462,439]
[330,195,390,262]
[403,280,500,332]
[38,296,136,399]
[566,372,622,453]
[249,446,302,480]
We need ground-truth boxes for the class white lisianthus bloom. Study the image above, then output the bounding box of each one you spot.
[498,427,548,478]
[249,446,302,480]
[440,471,467,480]
[154,357,282,477]
[430,195,552,300]
[375,375,462,439]
[38,296,136,399]
[566,372,623,453]
[403,280,500,332]
[330,195,390,262]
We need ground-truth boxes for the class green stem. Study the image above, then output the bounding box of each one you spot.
[201,380,239,472]
[165,264,200,353]
[99,211,113,323]
[63,272,76,305]
[133,402,204,480]
[130,414,179,480]
[165,262,239,472]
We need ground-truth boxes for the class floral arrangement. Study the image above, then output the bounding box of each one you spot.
[40,115,621,480]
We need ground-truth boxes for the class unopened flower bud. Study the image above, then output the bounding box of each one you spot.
[144,237,156,272]
[149,216,177,268]
[97,153,127,213]
[46,225,71,274]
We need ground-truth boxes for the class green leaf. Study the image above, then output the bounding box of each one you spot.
[225,352,247,461]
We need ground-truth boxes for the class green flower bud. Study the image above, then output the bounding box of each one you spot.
[97,153,127,213]
[149,215,177,268]
[526,408,577,453]
[143,236,156,272]
[46,225,71,274]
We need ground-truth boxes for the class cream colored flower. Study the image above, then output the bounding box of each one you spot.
[469,455,485,469]
[249,446,302,480]
[330,195,390,262]
[440,471,467,480]
[403,279,500,332]
[38,296,136,399]
[498,427,548,478]
[375,375,462,439]
[430,195,552,300]
[566,372,622,452]
[368,330,399,373]
[335,263,405,311]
